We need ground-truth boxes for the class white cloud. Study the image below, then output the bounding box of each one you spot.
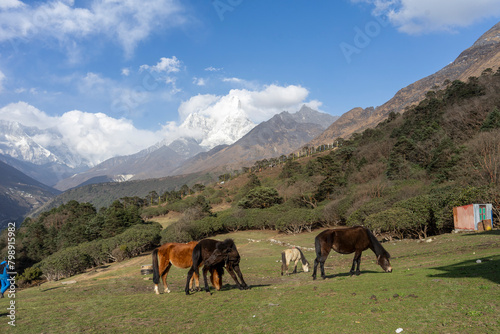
[121,68,130,76]
[56,110,159,164]
[303,100,324,112]
[80,72,108,90]
[139,57,183,96]
[140,56,182,73]
[0,0,24,10]
[354,0,500,34]
[0,0,187,56]
[178,84,311,124]
[193,77,206,86]
[222,77,260,90]
[0,70,5,92]
[223,77,244,84]
[0,102,53,128]
[205,66,222,72]
[178,94,220,121]
[0,102,161,165]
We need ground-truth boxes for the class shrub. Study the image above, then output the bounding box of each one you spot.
[17,266,43,287]
[238,187,283,209]
[364,207,413,240]
[279,160,302,179]
[140,206,169,219]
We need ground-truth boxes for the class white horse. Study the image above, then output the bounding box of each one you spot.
[281,247,309,275]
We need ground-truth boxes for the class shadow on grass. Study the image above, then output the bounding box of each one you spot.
[315,270,382,280]
[219,284,270,291]
[41,286,63,292]
[461,230,500,237]
[429,255,500,284]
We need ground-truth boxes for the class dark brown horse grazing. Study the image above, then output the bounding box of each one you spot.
[185,238,249,295]
[152,241,222,294]
[312,226,392,280]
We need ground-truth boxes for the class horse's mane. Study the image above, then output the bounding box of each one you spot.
[295,247,309,265]
[365,228,390,258]
[217,238,235,250]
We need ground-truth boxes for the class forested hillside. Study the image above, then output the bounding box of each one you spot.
[2,71,499,283]
[160,70,500,242]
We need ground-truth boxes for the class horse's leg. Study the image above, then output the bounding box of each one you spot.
[210,266,223,290]
[292,258,298,274]
[355,251,362,276]
[185,267,195,295]
[192,270,200,291]
[312,256,319,280]
[185,264,200,295]
[202,266,211,293]
[312,246,329,280]
[232,264,248,289]
[350,251,362,276]
[162,263,172,293]
[281,252,287,276]
[225,266,243,290]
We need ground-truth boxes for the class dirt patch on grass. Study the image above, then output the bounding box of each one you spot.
[147,211,183,228]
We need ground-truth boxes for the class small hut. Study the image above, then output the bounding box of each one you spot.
[453,204,493,231]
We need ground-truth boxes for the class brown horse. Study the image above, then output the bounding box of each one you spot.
[152,241,222,294]
[312,226,392,280]
[281,247,309,275]
[185,238,248,295]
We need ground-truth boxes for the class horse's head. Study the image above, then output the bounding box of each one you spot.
[377,254,392,273]
[205,239,240,267]
[302,261,310,273]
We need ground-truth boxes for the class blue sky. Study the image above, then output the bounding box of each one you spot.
[0,0,500,164]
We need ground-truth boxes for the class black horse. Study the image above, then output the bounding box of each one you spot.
[312,226,392,280]
[185,238,249,295]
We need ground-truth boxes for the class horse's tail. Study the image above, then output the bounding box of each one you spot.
[296,247,309,265]
[281,251,286,265]
[152,248,160,284]
[365,228,390,258]
[314,235,322,260]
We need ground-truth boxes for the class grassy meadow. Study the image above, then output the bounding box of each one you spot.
[3,229,499,333]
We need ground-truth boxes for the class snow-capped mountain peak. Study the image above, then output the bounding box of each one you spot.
[179,95,256,149]
[0,120,90,168]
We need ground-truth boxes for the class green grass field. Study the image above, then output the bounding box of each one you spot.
[3,229,499,333]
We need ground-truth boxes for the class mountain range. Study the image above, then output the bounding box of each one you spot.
[1,21,500,227]
[0,159,60,229]
[309,21,500,147]
[53,105,338,190]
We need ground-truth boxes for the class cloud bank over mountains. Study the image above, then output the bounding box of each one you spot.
[0,83,319,166]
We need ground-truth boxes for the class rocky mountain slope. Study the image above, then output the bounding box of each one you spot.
[309,21,500,146]
[0,160,60,229]
[171,106,337,175]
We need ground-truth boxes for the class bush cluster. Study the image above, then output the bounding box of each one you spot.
[37,223,161,281]
[160,205,325,243]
